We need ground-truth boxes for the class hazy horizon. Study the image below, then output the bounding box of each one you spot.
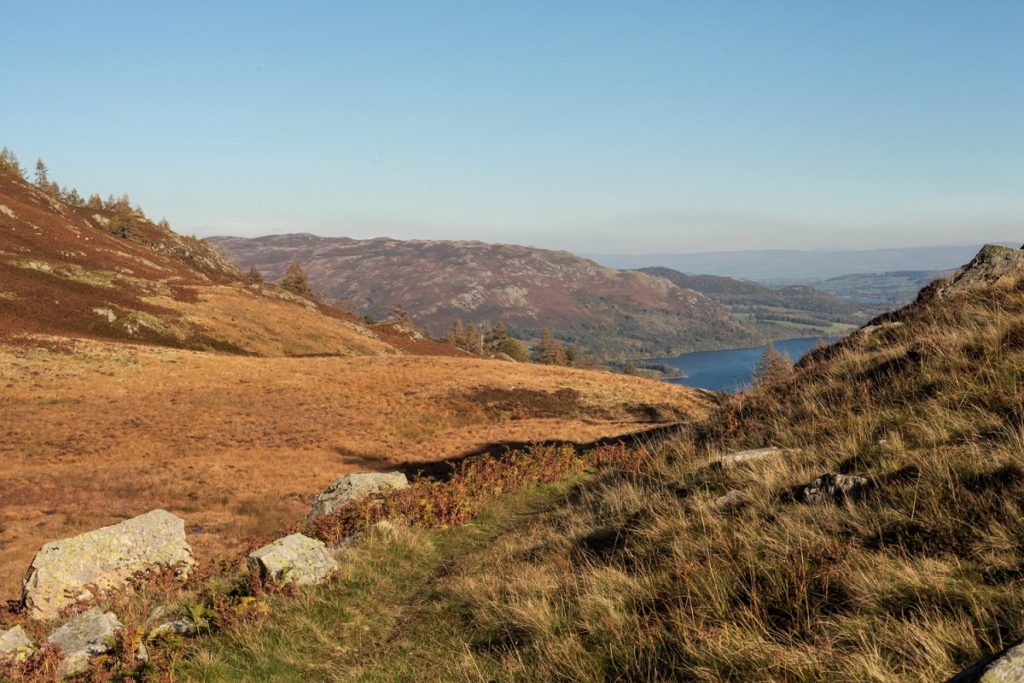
[4,2,1022,253]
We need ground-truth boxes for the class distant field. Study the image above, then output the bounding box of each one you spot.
[0,339,712,601]
[814,270,953,305]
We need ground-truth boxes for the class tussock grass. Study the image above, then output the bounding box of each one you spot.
[179,280,1024,682]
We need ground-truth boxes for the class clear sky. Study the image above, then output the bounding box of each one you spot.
[2,1,1021,253]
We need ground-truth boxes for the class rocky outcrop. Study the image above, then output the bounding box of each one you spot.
[23,509,194,620]
[717,447,783,468]
[248,533,339,586]
[800,473,869,504]
[0,625,33,662]
[934,245,1024,300]
[306,472,409,524]
[47,608,121,678]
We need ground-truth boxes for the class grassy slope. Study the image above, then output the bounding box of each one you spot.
[178,260,1024,682]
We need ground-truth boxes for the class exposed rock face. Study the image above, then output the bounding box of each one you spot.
[47,608,121,678]
[935,245,1024,299]
[801,473,869,504]
[306,472,409,524]
[0,625,34,662]
[248,533,339,586]
[23,509,194,620]
[717,447,783,468]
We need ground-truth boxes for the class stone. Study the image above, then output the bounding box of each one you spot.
[306,472,409,523]
[248,533,339,586]
[712,489,748,512]
[981,641,1024,682]
[47,607,121,678]
[717,447,783,468]
[149,618,199,639]
[801,473,869,504]
[23,509,195,620]
[0,625,34,662]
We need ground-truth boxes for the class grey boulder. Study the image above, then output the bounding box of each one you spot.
[23,509,195,620]
[47,607,121,678]
[248,533,339,586]
[306,471,409,523]
[0,624,34,662]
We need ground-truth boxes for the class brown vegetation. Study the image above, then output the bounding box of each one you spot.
[0,338,711,602]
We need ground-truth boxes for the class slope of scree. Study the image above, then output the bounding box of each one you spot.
[209,233,766,358]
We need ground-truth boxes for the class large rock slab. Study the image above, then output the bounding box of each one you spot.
[23,509,194,620]
[47,607,121,678]
[306,471,409,523]
[0,625,34,662]
[248,533,339,586]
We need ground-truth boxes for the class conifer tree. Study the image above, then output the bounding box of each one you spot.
[532,329,567,365]
[280,262,315,299]
[0,148,25,177]
[34,158,48,187]
[246,265,264,285]
[753,342,793,387]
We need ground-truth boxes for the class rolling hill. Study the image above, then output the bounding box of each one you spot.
[172,244,1024,682]
[639,266,886,336]
[0,161,715,605]
[209,233,766,359]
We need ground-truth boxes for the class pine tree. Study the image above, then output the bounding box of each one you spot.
[86,194,104,210]
[34,158,48,187]
[280,262,315,299]
[0,148,25,177]
[532,329,567,365]
[246,265,264,285]
[752,342,793,388]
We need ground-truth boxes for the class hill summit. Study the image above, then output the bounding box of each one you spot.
[210,233,765,358]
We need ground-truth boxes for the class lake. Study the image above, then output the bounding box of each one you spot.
[648,337,834,393]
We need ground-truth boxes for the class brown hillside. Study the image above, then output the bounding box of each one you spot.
[0,168,403,357]
[0,339,714,601]
[0,162,716,606]
[209,233,765,358]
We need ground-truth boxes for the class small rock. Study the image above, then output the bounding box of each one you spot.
[23,509,195,620]
[306,472,409,523]
[712,489,748,512]
[801,473,869,504]
[47,607,121,678]
[0,625,34,662]
[148,618,198,639]
[248,533,339,586]
[717,447,783,468]
[980,640,1024,682]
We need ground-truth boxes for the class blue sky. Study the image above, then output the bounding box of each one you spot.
[2,1,1021,253]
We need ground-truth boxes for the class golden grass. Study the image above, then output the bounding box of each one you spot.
[0,337,711,602]
[155,278,1024,682]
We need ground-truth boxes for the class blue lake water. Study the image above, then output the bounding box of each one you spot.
[648,337,834,393]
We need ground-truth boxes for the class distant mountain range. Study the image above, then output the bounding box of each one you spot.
[586,244,1017,284]
[210,233,766,359]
